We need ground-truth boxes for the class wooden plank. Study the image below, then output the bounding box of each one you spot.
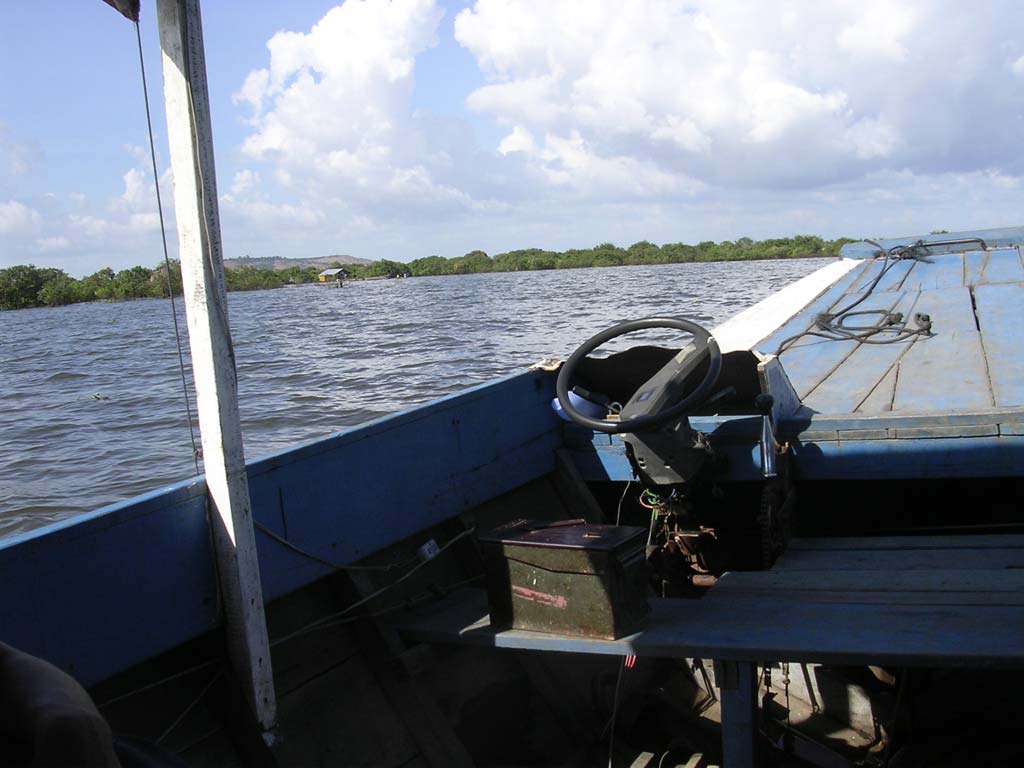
[898,252,965,291]
[709,570,1024,606]
[789,534,1024,551]
[978,247,1024,285]
[871,258,918,292]
[157,0,275,728]
[773,547,1024,571]
[753,262,872,356]
[0,481,220,688]
[890,286,993,411]
[716,661,758,768]
[964,249,987,286]
[248,370,563,601]
[802,290,923,414]
[778,290,904,400]
[785,433,1024,480]
[974,283,1024,408]
[0,370,561,691]
[848,258,886,292]
[553,449,605,523]
[712,259,860,354]
[854,364,898,413]
[790,408,1024,433]
[392,588,1024,668]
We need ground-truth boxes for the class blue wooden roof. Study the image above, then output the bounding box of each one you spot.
[756,230,1024,418]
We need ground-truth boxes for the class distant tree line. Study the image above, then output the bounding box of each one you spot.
[0,262,327,310]
[0,235,854,310]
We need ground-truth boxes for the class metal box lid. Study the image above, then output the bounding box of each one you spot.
[478,518,646,552]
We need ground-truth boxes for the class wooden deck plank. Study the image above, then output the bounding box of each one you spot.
[754,261,872,356]
[899,252,965,291]
[854,364,898,413]
[964,250,987,286]
[392,588,1024,668]
[802,290,923,414]
[978,247,1024,285]
[974,283,1024,408]
[709,570,1024,606]
[778,290,906,401]
[848,258,887,292]
[773,547,1024,571]
[890,286,993,412]
[788,534,1024,551]
[872,259,918,292]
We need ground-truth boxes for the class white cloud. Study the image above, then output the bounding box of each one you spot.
[234,0,448,213]
[844,118,900,160]
[191,0,1024,264]
[497,125,536,155]
[36,236,71,252]
[0,200,41,234]
[0,125,42,179]
[836,1,919,62]
[231,169,261,196]
[454,0,1024,192]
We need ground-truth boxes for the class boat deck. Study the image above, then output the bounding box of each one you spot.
[394,533,1024,767]
[393,534,1024,668]
[755,244,1024,417]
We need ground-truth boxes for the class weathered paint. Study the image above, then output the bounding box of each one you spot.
[157,0,275,728]
[0,370,561,687]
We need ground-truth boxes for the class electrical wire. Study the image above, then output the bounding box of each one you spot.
[607,657,627,768]
[774,240,935,357]
[615,479,633,525]
[134,19,201,474]
[155,669,222,746]
[270,527,477,647]
[253,520,419,572]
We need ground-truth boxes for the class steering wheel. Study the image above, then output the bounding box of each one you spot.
[556,317,722,434]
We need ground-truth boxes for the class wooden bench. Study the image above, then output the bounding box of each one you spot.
[391,535,1024,766]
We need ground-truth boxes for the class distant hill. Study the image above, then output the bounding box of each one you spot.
[224,254,375,270]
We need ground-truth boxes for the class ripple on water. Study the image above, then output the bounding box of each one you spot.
[1,258,833,536]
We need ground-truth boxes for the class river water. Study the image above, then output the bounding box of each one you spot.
[0,258,831,538]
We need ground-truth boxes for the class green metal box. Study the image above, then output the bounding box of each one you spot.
[479,519,649,640]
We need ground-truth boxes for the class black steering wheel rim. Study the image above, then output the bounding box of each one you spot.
[556,317,722,434]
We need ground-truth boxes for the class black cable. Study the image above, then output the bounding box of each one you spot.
[135,20,201,474]
[774,240,935,356]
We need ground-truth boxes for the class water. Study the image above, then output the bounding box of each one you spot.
[0,258,831,538]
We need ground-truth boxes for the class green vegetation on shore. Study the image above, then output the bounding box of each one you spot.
[0,235,853,310]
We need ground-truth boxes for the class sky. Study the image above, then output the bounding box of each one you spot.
[1,0,1023,277]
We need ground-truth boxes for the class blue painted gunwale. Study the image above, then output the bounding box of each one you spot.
[0,369,562,686]
[839,226,1024,259]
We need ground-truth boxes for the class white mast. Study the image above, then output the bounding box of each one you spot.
[155,0,276,730]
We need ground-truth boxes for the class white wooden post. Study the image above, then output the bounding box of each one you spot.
[155,0,276,730]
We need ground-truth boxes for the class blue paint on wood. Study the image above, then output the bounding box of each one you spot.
[790,435,1024,479]
[394,587,1024,668]
[778,290,908,402]
[898,252,965,291]
[755,262,871,356]
[891,286,993,411]
[0,370,563,685]
[249,370,562,601]
[803,290,924,414]
[964,250,987,286]
[979,247,1024,285]
[974,283,1024,408]
[841,227,1024,259]
[0,480,219,687]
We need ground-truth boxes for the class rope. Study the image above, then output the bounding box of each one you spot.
[135,20,201,474]
[774,240,935,357]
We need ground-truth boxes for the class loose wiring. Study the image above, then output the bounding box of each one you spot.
[774,239,936,357]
